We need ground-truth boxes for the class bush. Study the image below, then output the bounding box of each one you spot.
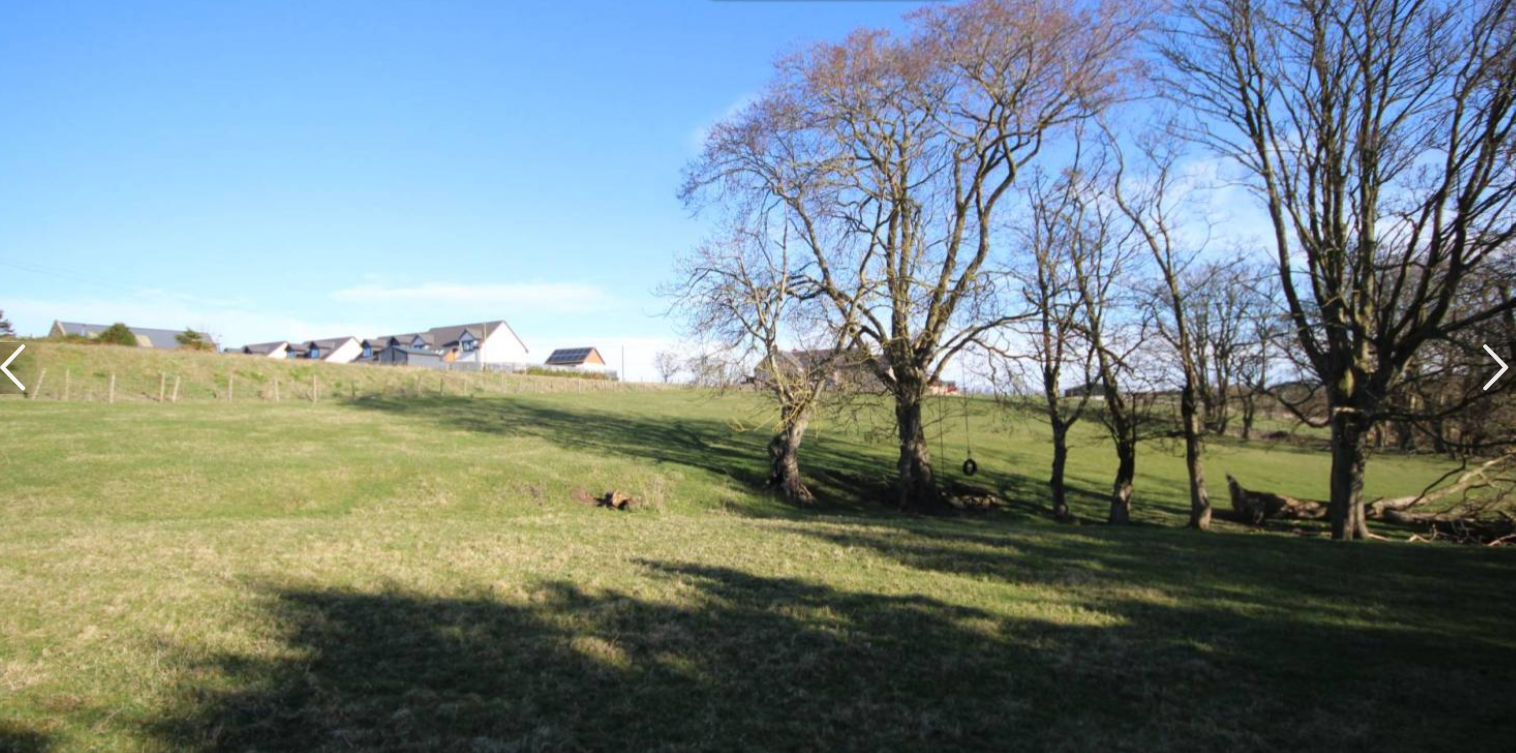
[96,323,140,347]
[175,328,212,351]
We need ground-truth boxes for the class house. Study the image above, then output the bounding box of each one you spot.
[752,348,883,391]
[1063,381,1107,398]
[241,341,290,358]
[372,344,446,369]
[544,347,608,369]
[50,321,218,351]
[294,336,363,364]
[367,321,529,367]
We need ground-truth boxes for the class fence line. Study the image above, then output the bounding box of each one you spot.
[16,358,680,404]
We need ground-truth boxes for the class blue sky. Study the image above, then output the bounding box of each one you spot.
[0,0,934,379]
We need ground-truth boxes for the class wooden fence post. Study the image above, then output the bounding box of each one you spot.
[273,379,280,402]
[171,376,180,403]
[108,373,115,404]
[32,369,46,400]
[63,369,71,401]
[228,374,235,401]
[312,374,319,404]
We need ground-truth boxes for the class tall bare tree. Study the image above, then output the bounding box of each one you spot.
[1109,133,1216,529]
[992,163,1104,520]
[665,221,854,505]
[1161,0,1516,538]
[684,0,1144,511]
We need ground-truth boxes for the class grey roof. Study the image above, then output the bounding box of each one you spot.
[241,340,289,355]
[54,321,217,350]
[371,321,527,353]
[545,347,600,365]
[300,336,358,350]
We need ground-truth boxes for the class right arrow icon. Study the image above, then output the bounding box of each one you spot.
[1485,344,1509,391]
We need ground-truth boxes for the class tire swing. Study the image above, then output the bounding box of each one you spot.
[960,396,978,476]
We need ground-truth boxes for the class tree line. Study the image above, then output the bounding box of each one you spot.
[668,0,1516,541]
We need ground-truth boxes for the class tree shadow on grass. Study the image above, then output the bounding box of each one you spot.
[0,721,53,753]
[343,395,1131,523]
[146,541,1516,753]
[345,396,919,515]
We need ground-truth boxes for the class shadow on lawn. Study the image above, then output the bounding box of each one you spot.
[0,721,53,753]
[146,538,1516,753]
[343,395,1116,519]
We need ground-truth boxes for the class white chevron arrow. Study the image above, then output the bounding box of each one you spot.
[1485,344,1509,391]
[1,344,23,391]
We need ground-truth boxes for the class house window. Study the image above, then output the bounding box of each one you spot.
[462,335,478,353]
[309,347,321,359]
[362,344,373,359]
[412,336,426,349]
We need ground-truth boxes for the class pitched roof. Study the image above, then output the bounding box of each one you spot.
[545,347,601,365]
[55,321,216,350]
[371,321,527,353]
[300,336,358,350]
[241,340,289,355]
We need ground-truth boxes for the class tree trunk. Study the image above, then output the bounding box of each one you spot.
[767,406,814,505]
[894,391,944,512]
[1328,410,1371,540]
[1181,386,1212,530]
[1108,440,1136,524]
[1240,394,1256,440]
[1050,422,1070,519]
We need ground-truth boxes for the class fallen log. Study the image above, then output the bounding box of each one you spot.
[1225,475,1328,525]
[1367,454,1515,518]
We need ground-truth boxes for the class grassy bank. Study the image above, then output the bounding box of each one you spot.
[2,386,1513,752]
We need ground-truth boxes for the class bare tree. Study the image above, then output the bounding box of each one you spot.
[1161,0,1516,539]
[653,350,683,384]
[665,219,857,505]
[0,309,13,338]
[1109,132,1216,529]
[1062,165,1153,524]
[992,164,1103,519]
[684,0,1144,511]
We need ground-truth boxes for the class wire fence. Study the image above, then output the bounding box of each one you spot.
[13,357,669,405]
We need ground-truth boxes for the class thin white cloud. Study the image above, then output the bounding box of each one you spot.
[688,91,759,153]
[330,281,609,313]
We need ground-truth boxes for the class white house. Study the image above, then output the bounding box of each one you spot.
[296,336,363,364]
[365,321,528,368]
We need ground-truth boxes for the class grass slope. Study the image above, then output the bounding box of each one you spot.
[2,347,1513,752]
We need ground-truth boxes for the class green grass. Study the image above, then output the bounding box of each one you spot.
[2,348,1514,752]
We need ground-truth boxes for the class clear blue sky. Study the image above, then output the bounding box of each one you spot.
[0,0,932,378]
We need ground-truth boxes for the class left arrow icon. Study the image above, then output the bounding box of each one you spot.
[1,344,25,391]
[1485,344,1509,391]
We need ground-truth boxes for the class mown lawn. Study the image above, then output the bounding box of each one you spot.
[1,392,1513,752]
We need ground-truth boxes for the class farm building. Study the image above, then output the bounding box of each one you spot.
[544,347,608,370]
[50,321,217,351]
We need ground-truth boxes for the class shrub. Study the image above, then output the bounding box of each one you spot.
[175,328,212,351]
[96,323,140,347]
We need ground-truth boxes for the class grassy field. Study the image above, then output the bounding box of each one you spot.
[2,351,1514,751]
